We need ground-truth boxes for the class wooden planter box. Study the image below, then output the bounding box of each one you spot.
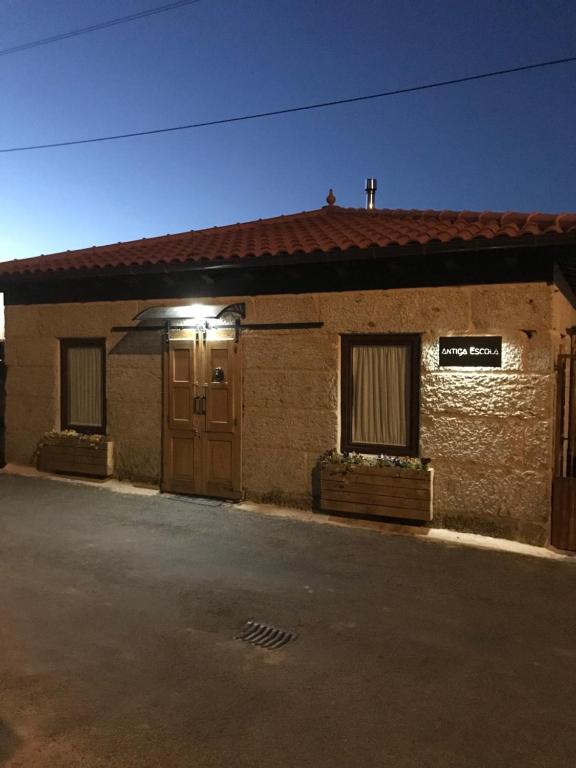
[37,437,114,478]
[320,463,433,522]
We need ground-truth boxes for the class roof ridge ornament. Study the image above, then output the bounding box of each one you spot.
[326,188,336,206]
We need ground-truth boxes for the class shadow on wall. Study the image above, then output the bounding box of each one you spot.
[0,720,21,765]
[109,328,162,356]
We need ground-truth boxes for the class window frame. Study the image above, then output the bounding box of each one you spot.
[341,333,421,456]
[60,338,107,434]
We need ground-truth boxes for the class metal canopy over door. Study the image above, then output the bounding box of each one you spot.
[162,329,241,500]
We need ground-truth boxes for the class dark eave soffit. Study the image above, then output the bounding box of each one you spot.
[2,235,576,307]
[2,231,576,287]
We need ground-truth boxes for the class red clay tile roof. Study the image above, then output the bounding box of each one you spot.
[1,205,576,277]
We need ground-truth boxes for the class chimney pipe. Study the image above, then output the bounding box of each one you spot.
[365,178,377,210]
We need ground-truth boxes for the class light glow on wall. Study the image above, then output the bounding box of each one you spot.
[168,320,234,342]
[422,334,525,373]
[187,304,215,319]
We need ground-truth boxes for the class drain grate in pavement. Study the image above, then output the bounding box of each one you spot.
[236,620,297,650]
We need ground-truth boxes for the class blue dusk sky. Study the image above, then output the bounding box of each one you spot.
[0,0,575,265]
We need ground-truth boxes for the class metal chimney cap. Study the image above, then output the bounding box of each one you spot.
[365,177,377,209]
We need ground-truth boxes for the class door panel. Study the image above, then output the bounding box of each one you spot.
[163,340,200,494]
[163,333,241,500]
[172,389,192,423]
[171,436,196,480]
[205,341,236,433]
[173,348,191,381]
[205,434,232,493]
[168,344,195,430]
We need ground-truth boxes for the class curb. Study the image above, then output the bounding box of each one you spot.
[2,463,575,562]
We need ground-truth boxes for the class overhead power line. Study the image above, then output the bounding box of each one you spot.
[1,54,575,154]
[0,0,202,58]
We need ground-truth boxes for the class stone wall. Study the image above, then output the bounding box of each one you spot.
[5,281,575,544]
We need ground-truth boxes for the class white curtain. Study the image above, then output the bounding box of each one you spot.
[352,345,407,446]
[68,347,103,427]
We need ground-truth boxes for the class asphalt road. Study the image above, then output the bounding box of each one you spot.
[0,473,575,768]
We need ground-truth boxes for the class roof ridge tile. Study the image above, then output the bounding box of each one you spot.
[1,205,575,277]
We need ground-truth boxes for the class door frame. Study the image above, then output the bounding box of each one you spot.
[161,328,243,500]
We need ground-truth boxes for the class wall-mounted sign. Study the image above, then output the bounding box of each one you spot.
[439,336,502,367]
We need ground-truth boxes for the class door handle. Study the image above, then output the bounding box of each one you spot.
[192,396,206,415]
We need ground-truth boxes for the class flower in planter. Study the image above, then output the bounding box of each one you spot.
[319,449,361,466]
[375,454,429,470]
[319,449,430,471]
[40,430,107,448]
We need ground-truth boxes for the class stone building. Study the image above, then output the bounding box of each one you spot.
[1,199,576,547]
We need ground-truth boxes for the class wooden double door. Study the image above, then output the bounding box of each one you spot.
[162,333,241,500]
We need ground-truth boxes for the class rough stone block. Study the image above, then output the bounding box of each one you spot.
[370,286,471,332]
[243,406,337,453]
[470,283,552,331]
[3,338,58,368]
[114,438,161,484]
[6,301,142,341]
[318,287,472,333]
[5,365,57,400]
[523,420,553,470]
[551,286,576,336]
[243,331,337,372]
[107,383,160,474]
[420,415,527,468]
[434,510,547,546]
[243,369,338,411]
[318,292,376,332]
[107,365,162,404]
[5,306,43,338]
[243,446,309,496]
[36,301,140,338]
[5,395,56,434]
[252,294,320,323]
[107,353,162,372]
[519,333,554,374]
[108,402,161,444]
[5,395,58,465]
[431,459,550,523]
[421,372,552,419]
[6,430,45,466]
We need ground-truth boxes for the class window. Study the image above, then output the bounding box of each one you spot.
[60,339,106,433]
[341,334,420,456]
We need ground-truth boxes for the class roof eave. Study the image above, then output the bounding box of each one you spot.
[1,231,575,287]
